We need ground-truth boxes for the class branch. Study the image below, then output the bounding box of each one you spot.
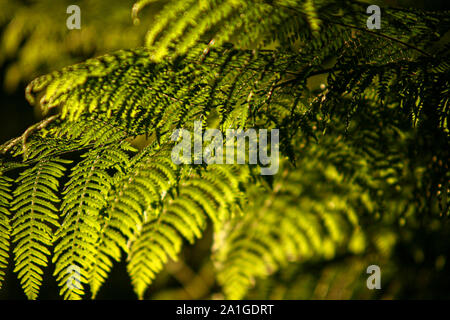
[1,114,59,156]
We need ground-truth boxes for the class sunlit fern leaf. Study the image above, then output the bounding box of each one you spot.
[133,0,449,61]
[0,114,133,166]
[24,47,277,126]
[135,0,321,60]
[0,174,13,289]
[23,45,325,151]
[89,145,178,298]
[127,163,244,299]
[213,153,366,299]
[10,158,70,299]
[52,143,131,299]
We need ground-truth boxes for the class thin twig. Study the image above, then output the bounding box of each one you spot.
[2,115,59,155]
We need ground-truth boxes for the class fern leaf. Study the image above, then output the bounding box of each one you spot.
[88,145,178,298]
[52,144,130,299]
[0,174,13,289]
[213,157,364,299]
[26,47,304,130]
[127,163,243,298]
[10,158,69,299]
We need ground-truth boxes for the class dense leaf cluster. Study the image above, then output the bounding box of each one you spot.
[0,0,449,299]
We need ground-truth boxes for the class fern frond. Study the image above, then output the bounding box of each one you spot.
[52,143,131,299]
[0,174,13,289]
[88,145,178,297]
[213,125,400,299]
[10,158,69,299]
[24,46,312,138]
[127,162,244,298]
[136,0,315,60]
[133,0,449,61]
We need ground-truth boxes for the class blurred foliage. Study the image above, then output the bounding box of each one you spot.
[0,0,167,92]
[0,0,449,300]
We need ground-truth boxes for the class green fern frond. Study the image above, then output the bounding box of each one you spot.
[24,46,311,138]
[133,0,449,61]
[136,0,319,60]
[127,162,244,298]
[88,145,178,297]
[0,174,13,289]
[213,154,365,299]
[52,143,131,299]
[10,158,69,299]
